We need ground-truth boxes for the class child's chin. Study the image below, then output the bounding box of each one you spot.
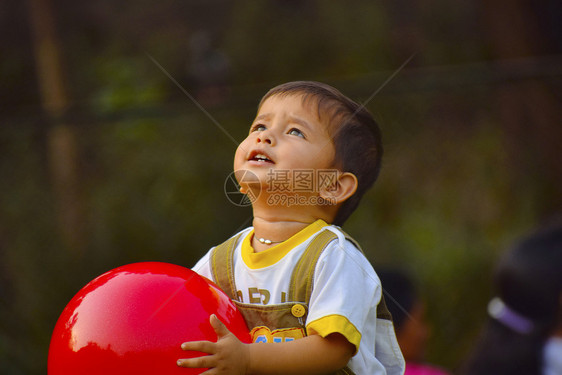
[234,169,260,184]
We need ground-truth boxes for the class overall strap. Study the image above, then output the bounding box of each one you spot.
[287,229,338,303]
[210,232,244,301]
[376,291,393,321]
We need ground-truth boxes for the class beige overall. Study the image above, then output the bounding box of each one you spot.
[210,229,393,375]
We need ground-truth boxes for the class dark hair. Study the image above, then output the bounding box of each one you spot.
[462,222,562,375]
[259,81,383,226]
[376,268,418,331]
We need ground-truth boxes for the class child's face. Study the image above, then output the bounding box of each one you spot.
[234,94,337,192]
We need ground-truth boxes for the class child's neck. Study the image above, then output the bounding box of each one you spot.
[249,196,336,252]
[251,216,311,253]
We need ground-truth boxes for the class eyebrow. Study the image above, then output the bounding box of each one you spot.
[254,114,271,122]
[288,115,312,131]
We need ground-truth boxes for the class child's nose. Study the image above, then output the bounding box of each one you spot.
[256,130,274,145]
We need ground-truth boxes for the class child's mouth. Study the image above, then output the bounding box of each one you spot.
[249,151,274,164]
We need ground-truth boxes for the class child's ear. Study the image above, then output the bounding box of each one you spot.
[319,172,358,204]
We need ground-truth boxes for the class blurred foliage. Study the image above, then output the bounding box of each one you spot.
[1,0,561,374]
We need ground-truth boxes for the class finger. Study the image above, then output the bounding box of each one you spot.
[210,314,230,338]
[177,354,215,369]
[181,340,216,354]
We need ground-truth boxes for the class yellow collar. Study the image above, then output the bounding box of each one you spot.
[241,220,329,269]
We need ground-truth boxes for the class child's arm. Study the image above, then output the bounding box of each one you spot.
[177,314,355,375]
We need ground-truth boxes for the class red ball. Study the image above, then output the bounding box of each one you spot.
[48,262,250,375]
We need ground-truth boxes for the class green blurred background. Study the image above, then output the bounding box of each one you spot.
[1,0,561,373]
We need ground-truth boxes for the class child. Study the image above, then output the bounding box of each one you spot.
[177,81,405,374]
[462,221,562,375]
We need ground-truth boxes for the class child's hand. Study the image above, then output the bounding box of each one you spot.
[177,314,250,375]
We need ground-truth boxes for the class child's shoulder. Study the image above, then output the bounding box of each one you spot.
[319,226,378,276]
[322,225,366,255]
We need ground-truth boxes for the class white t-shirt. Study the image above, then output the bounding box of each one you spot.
[193,220,405,375]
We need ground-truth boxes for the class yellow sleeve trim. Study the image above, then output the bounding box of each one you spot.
[306,314,361,354]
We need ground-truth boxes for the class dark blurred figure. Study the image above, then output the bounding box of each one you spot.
[462,221,562,375]
[378,268,450,375]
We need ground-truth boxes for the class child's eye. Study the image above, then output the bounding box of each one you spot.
[288,128,305,138]
[251,124,266,132]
